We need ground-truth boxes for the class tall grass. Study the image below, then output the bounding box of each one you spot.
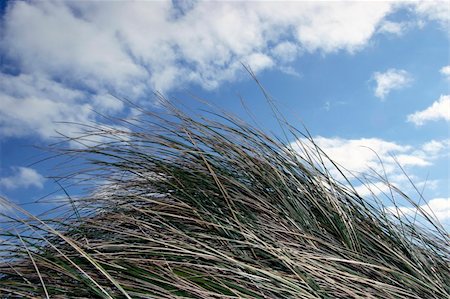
[0,92,449,298]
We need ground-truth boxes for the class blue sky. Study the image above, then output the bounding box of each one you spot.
[0,1,449,227]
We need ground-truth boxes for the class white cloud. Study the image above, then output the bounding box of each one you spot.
[291,135,449,201]
[271,42,301,63]
[290,137,437,178]
[2,2,148,97]
[0,73,129,141]
[372,69,413,99]
[244,53,275,73]
[377,1,450,37]
[354,181,393,198]
[413,1,450,27]
[290,2,393,53]
[421,139,450,156]
[356,175,441,198]
[0,167,46,190]
[377,20,407,36]
[440,65,450,80]
[0,1,447,141]
[387,198,450,226]
[1,1,395,95]
[407,95,450,126]
[0,73,94,139]
[92,94,124,114]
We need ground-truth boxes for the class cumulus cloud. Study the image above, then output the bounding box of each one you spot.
[297,137,432,173]
[440,65,450,80]
[413,1,450,27]
[407,95,450,126]
[421,139,450,156]
[0,167,46,190]
[0,1,447,141]
[291,133,450,206]
[271,42,301,63]
[0,1,395,141]
[1,1,396,93]
[372,69,413,99]
[0,73,123,139]
[290,136,449,202]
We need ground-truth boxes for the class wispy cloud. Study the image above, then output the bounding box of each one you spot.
[377,20,408,36]
[322,100,347,112]
[0,167,46,190]
[372,69,413,99]
[407,95,450,126]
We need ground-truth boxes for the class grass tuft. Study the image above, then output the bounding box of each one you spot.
[0,92,449,298]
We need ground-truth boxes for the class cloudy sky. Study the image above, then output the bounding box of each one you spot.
[0,1,449,228]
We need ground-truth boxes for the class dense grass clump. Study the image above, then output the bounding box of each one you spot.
[0,96,449,298]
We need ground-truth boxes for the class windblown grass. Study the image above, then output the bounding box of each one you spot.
[0,93,449,298]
